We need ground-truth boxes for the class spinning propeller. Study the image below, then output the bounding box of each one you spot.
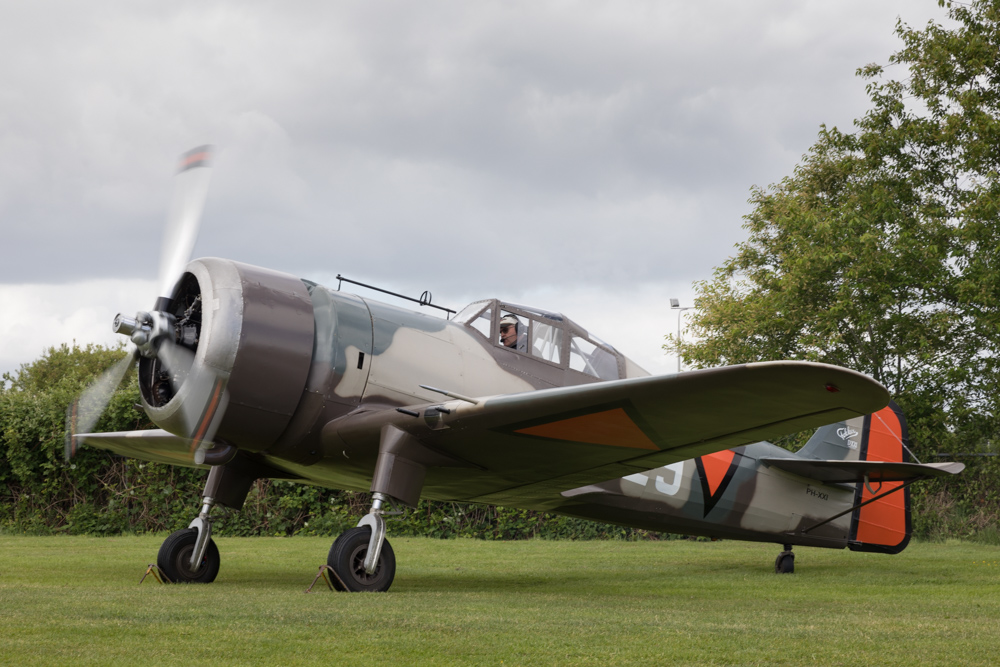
[66,146,228,465]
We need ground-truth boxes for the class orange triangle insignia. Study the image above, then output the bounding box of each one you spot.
[515,407,659,450]
[695,449,743,516]
[700,451,735,496]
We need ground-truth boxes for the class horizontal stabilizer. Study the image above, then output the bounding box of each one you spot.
[759,458,964,484]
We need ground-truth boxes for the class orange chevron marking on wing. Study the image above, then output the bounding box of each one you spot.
[515,408,659,450]
[700,450,736,497]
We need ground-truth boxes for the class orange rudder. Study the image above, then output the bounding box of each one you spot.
[848,402,911,554]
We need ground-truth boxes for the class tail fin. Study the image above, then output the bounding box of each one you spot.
[848,401,911,554]
[795,401,913,553]
[796,414,865,461]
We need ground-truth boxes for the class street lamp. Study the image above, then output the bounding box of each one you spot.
[670,299,694,373]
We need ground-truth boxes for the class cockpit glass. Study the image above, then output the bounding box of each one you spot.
[530,319,564,363]
[469,307,491,339]
[453,301,489,324]
[508,304,563,321]
[570,335,619,380]
[457,300,623,377]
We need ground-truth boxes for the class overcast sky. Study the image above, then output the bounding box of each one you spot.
[0,0,951,381]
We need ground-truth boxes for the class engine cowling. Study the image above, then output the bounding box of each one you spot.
[139,258,315,452]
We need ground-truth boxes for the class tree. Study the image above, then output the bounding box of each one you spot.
[667,0,1000,456]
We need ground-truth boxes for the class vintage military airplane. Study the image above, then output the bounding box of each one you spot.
[67,147,963,591]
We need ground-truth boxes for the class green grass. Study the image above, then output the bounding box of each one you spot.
[1,536,998,665]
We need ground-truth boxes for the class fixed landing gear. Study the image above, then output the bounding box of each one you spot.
[158,526,221,583]
[327,492,397,592]
[328,526,396,592]
[152,457,265,584]
[158,495,220,583]
[325,424,443,592]
[774,544,795,574]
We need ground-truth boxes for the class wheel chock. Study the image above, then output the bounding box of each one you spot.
[139,564,173,585]
[305,565,348,593]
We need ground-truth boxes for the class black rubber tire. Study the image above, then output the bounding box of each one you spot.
[775,551,795,574]
[157,528,221,583]
[327,526,396,592]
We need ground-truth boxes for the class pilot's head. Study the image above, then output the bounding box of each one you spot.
[500,315,519,348]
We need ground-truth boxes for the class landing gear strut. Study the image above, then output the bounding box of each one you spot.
[327,492,397,592]
[774,544,795,574]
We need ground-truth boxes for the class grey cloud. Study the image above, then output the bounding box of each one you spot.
[0,0,946,299]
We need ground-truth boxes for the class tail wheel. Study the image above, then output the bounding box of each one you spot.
[327,526,395,592]
[774,550,795,574]
[157,527,220,583]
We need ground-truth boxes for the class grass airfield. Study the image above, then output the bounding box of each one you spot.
[0,536,998,666]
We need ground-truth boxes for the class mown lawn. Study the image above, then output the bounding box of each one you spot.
[0,535,997,665]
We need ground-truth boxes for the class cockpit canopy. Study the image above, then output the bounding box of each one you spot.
[453,299,624,381]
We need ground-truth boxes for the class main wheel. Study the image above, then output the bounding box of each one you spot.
[157,528,220,583]
[327,526,396,592]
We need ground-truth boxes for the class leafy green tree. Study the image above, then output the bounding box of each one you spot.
[667,0,1000,457]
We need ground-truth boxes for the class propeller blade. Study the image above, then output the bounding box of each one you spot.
[157,145,214,299]
[77,146,223,465]
[65,348,138,461]
[156,338,229,464]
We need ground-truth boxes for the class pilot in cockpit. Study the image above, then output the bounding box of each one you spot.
[499,315,526,352]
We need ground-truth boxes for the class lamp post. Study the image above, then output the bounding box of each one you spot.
[670,299,694,373]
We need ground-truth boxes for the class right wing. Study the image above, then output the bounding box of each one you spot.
[76,429,209,468]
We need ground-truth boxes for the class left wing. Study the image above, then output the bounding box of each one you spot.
[334,361,890,508]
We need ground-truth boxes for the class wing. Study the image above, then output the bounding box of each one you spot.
[333,361,890,509]
[77,429,214,468]
[78,429,300,480]
[758,458,965,484]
